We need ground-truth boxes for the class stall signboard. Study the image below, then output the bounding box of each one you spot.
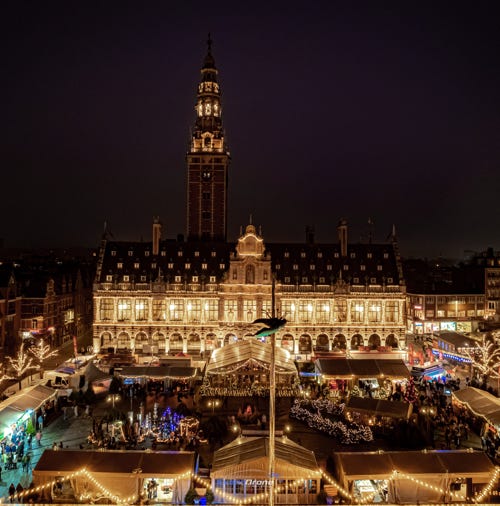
[440,321,457,331]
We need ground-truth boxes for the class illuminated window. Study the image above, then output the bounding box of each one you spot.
[351,301,364,322]
[128,251,133,256]
[243,300,257,322]
[194,251,200,257]
[211,251,216,257]
[117,263,123,269]
[368,302,382,322]
[370,277,377,283]
[301,252,306,258]
[111,250,116,256]
[334,252,339,258]
[161,251,166,256]
[360,265,366,271]
[281,300,296,322]
[293,264,298,270]
[202,263,207,270]
[192,276,199,282]
[327,264,332,270]
[174,276,182,282]
[140,275,146,282]
[350,253,356,258]
[367,253,372,259]
[99,299,114,321]
[152,300,166,320]
[353,277,359,284]
[169,299,184,321]
[284,252,289,258]
[106,275,113,282]
[275,264,281,270]
[334,299,347,322]
[144,251,150,257]
[343,265,349,270]
[134,263,139,269]
[187,300,201,321]
[135,299,148,320]
[310,264,315,270]
[219,263,225,269]
[209,276,216,283]
[387,277,393,283]
[385,301,399,322]
[298,300,314,322]
[178,250,183,257]
[317,252,322,258]
[232,269,237,280]
[284,276,291,283]
[151,263,156,269]
[168,263,174,269]
[384,253,389,259]
[205,299,218,321]
[377,265,382,271]
[316,302,330,323]
[117,299,131,321]
[224,300,238,321]
[319,276,325,283]
[123,275,129,282]
[185,263,191,269]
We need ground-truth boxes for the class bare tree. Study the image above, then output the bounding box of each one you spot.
[8,343,39,388]
[462,335,500,384]
[29,338,58,379]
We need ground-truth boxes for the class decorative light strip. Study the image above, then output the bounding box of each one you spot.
[431,349,472,363]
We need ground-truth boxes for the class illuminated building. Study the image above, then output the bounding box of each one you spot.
[92,40,407,357]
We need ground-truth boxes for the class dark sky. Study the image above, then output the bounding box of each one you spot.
[3,1,499,259]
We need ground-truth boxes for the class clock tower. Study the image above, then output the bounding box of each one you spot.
[186,35,230,242]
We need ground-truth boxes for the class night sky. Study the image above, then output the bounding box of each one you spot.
[3,1,499,259]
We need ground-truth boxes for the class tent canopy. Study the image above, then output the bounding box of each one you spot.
[335,450,494,482]
[206,340,297,375]
[118,366,198,380]
[316,358,409,379]
[212,436,319,479]
[452,386,500,427]
[346,397,412,419]
[33,449,195,477]
[1,384,56,412]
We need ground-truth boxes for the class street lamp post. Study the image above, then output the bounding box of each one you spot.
[107,394,121,409]
[207,399,221,415]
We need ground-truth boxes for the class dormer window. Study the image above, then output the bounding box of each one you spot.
[211,251,216,257]
[361,265,366,271]
[327,264,332,271]
[370,277,377,283]
[310,265,315,270]
[140,275,147,282]
[175,276,182,282]
[383,253,389,259]
[151,263,157,269]
[334,252,339,258]
[106,275,113,282]
[302,277,308,283]
[367,253,373,259]
[353,277,359,284]
[123,275,129,282]
[117,263,123,269]
[275,264,281,270]
[317,252,322,258]
[161,251,166,256]
[209,276,216,283]
[343,265,349,270]
[128,251,133,256]
[284,252,289,258]
[377,265,383,271]
[178,251,183,257]
[301,252,306,258]
[194,251,200,257]
[350,253,356,259]
[202,263,208,270]
[192,276,199,282]
[111,251,116,257]
[168,263,174,269]
[185,263,191,270]
[319,276,325,283]
[219,263,225,269]
[387,277,394,284]
[293,264,298,270]
[144,251,150,257]
[134,263,140,269]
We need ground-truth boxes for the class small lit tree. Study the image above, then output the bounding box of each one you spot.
[462,335,500,385]
[29,338,58,379]
[8,343,39,388]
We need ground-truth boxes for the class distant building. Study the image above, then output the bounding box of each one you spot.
[404,258,485,334]
[92,40,407,358]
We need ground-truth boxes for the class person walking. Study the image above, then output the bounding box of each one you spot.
[35,430,42,447]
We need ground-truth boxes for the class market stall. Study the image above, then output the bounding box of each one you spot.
[452,386,500,430]
[200,340,299,397]
[32,449,195,504]
[210,436,320,504]
[333,449,496,504]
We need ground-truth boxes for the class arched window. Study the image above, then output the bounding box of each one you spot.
[350,334,363,350]
[368,334,381,350]
[333,334,347,350]
[385,334,399,349]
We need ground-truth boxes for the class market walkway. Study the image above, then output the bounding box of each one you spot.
[0,408,93,501]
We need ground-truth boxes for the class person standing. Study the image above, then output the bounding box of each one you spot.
[35,431,42,447]
[8,483,15,503]
[37,414,44,431]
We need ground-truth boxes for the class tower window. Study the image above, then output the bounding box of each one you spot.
[202,171,212,181]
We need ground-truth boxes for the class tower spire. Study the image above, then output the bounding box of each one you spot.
[186,37,231,242]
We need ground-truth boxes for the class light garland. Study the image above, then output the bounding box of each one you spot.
[5,461,498,504]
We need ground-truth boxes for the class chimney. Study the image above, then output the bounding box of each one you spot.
[337,218,348,257]
[306,225,315,245]
[152,216,162,256]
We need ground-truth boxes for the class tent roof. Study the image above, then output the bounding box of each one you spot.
[1,384,56,412]
[212,436,318,475]
[33,450,195,477]
[118,366,197,380]
[206,340,297,374]
[86,362,112,383]
[346,397,412,419]
[316,358,409,379]
[335,450,494,480]
[452,387,500,427]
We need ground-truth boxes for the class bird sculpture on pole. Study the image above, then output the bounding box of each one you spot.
[252,317,287,338]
